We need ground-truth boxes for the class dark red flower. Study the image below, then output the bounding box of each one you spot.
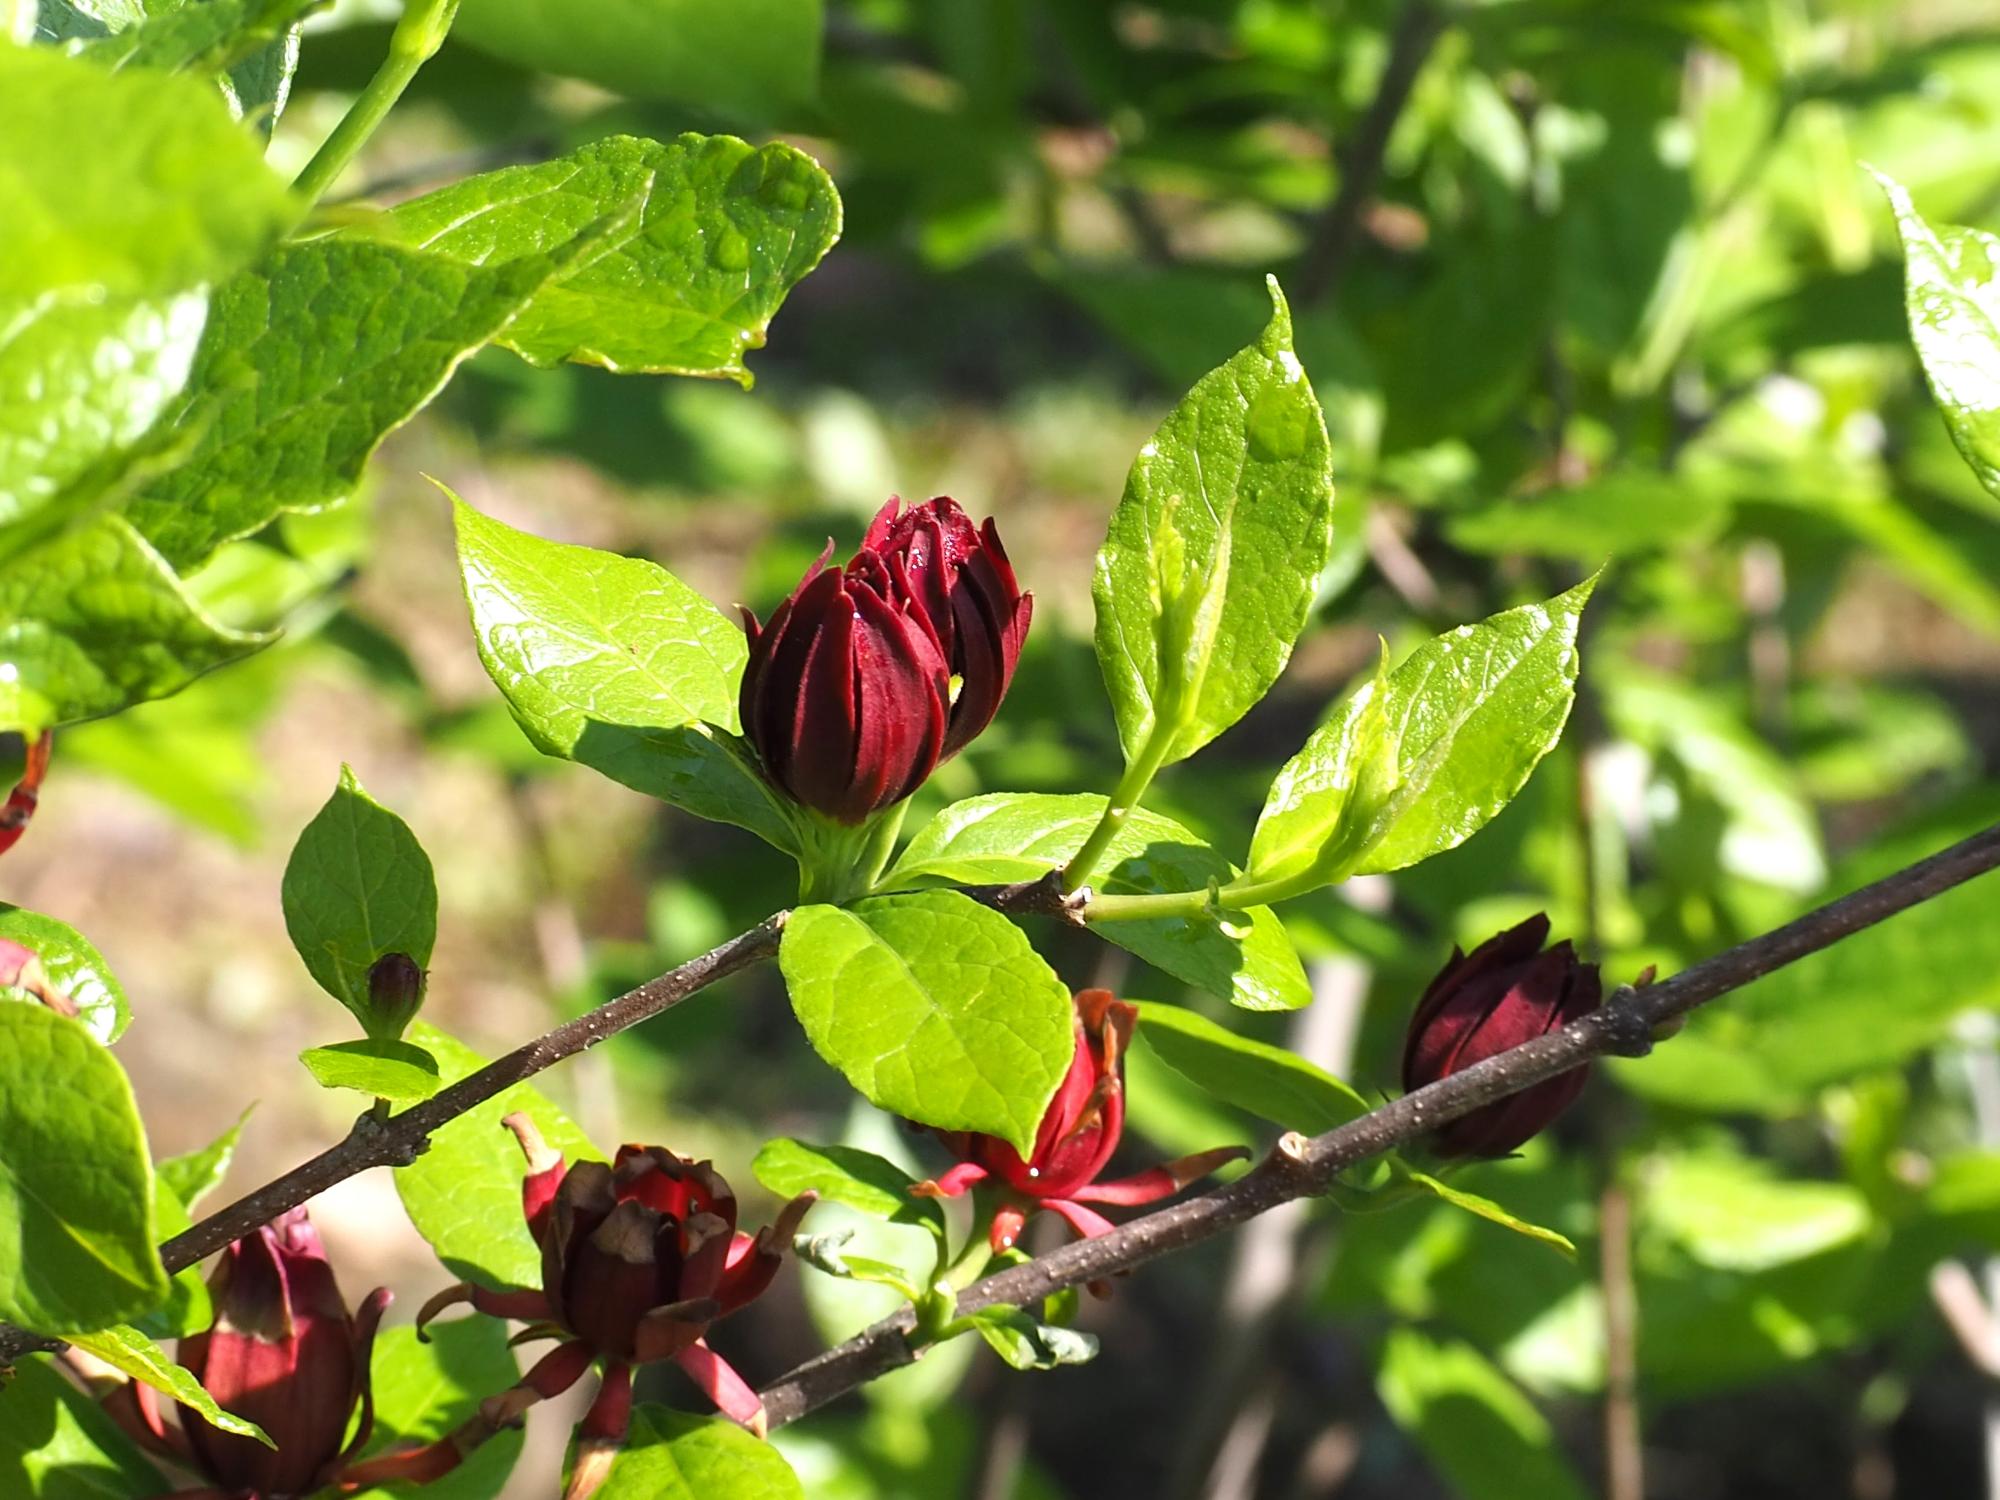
[104,1207,390,1498]
[917,990,1246,1253]
[360,1119,812,1500]
[0,731,50,859]
[1402,913,1602,1157]
[738,497,1030,824]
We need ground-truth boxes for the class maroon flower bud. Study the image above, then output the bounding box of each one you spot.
[858,497,1032,757]
[364,952,427,1038]
[106,1207,390,1498]
[738,497,1030,824]
[918,990,1246,1253]
[0,731,50,859]
[1402,913,1602,1158]
[393,1117,812,1493]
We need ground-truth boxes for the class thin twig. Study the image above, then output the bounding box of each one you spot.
[1295,0,1447,307]
[0,916,786,1367]
[757,818,2000,1427]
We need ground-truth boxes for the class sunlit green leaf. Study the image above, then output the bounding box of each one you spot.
[1092,276,1335,768]
[0,904,130,1045]
[382,133,841,385]
[594,1407,803,1499]
[887,792,1310,1011]
[1132,1000,1360,1134]
[69,1323,273,1446]
[779,891,1072,1154]
[300,1039,442,1103]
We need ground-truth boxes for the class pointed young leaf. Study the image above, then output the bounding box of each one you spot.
[1132,1000,1365,1134]
[157,1107,252,1213]
[1403,1171,1577,1259]
[281,765,437,1039]
[451,492,795,850]
[1250,579,1594,888]
[394,1023,604,1292]
[779,891,1073,1154]
[68,1324,273,1446]
[0,1005,168,1332]
[383,133,841,385]
[968,1305,1101,1371]
[300,1039,442,1104]
[0,517,269,735]
[0,904,131,1045]
[594,1407,803,1500]
[1876,170,2000,507]
[887,792,1310,1012]
[1092,276,1334,768]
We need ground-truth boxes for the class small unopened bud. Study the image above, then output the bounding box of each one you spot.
[364,953,426,1039]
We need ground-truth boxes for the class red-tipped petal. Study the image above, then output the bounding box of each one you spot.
[1042,1199,1118,1240]
[1070,1145,1250,1205]
[912,1162,989,1199]
[674,1341,767,1436]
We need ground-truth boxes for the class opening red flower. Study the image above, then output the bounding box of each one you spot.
[915,989,1246,1253]
[0,731,51,859]
[348,1117,812,1500]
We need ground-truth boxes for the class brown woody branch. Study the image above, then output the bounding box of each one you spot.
[756,818,2000,1427]
[0,916,787,1367]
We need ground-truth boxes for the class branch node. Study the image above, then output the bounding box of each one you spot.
[1592,995,1656,1059]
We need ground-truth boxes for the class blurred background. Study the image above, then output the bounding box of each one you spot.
[12,0,2000,1495]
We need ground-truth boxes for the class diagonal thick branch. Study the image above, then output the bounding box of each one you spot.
[755,818,2000,1428]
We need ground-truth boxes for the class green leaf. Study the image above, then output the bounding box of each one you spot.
[0,904,131,1045]
[778,891,1073,1154]
[300,1039,442,1104]
[69,1323,273,1447]
[0,45,292,301]
[382,133,841,386]
[886,792,1310,1012]
[77,0,322,78]
[1403,1170,1577,1259]
[450,491,795,849]
[1444,470,1730,559]
[1132,1000,1363,1134]
[595,1406,804,1500]
[0,1003,168,1332]
[453,0,821,123]
[1876,170,2000,508]
[0,1356,164,1499]
[125,228,625,572]
[0,516,269,735]
[280,765,438,1039]
[394,1022,603,1291]
[966,1305,1100,1371]
[1249,579,1595,888]
[752,1138,943,1235]
[156,1106,252,1213]
[1091,276,1335,768]
[346,1319,523,1500]
[1376,1329,1592,1500]
[1641,1151,1871,1272]
[0,288,207,556]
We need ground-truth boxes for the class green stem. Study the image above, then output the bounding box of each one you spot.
[1061,730,1174,894]
[1080,870,1306,924]
[795,802,907,907]
[291,0,462,207]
